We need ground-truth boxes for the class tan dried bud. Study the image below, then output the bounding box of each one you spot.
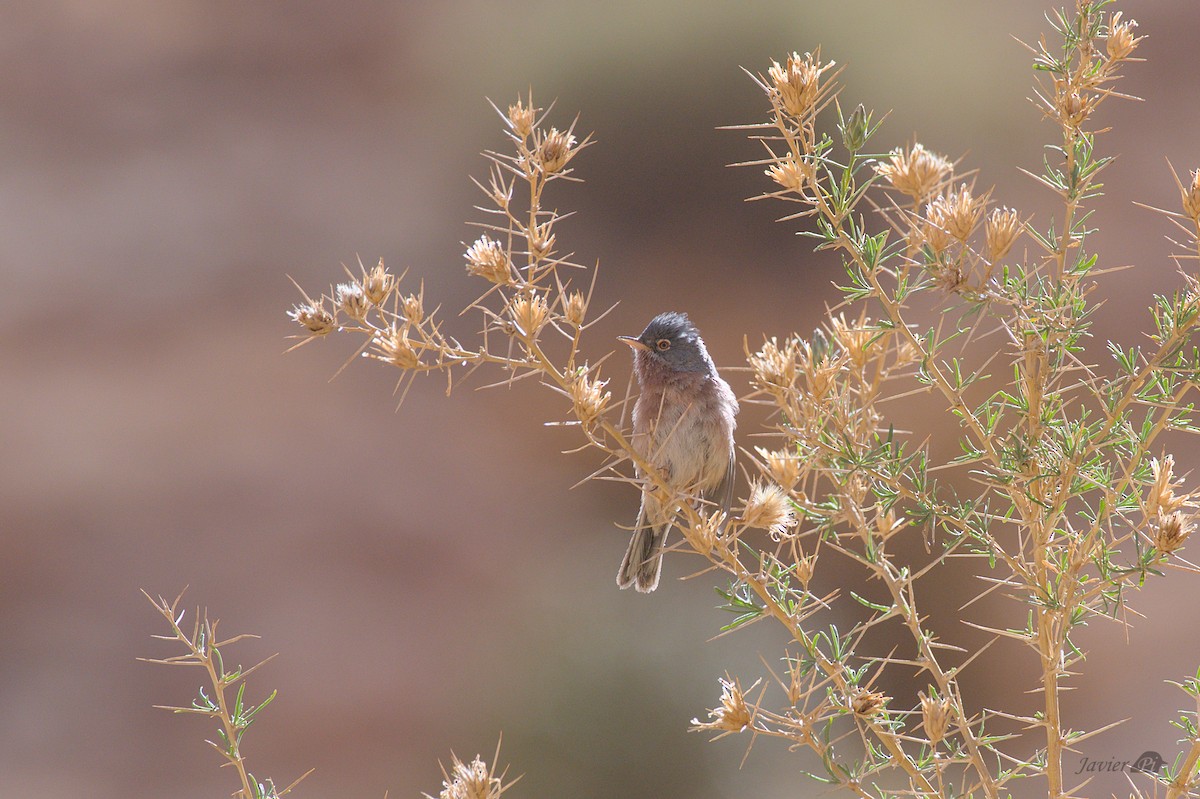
[529,224,556,261]
[563,290,587,327]
[795,552,815,587]
[756,447,802,490]
[438,754,502,799]
[464,235,513,284]
[829,314,875,369]
[288,301,335,335]
[1106,12,1141,61]
[508,293,549,340]
[986,206,1022,261]
[363,258,395,305]
[1181,170,1200,222]
[1150,455,1185,515]
[875,508,905,541]
[942,184,983,241]
[693,677,754,734]
[741,482,795,539]
[851,689,888,718]
[687,509,726,555]
[1155,511,1191,555]
[569,369,610,425]
[335,282,369,321]
[507,98,536,139]
[766,154,806,193]
[374,326,420,369]
[750,337,800,391]
[921,194,950,253]
[768,51,833,119]
[1059,85,1090,128]
[920,691,954,745]
[534,127,576,174]
[401,293,424,324]
[876,143,952,200]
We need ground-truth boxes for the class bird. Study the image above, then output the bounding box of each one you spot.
[616,312,739,592]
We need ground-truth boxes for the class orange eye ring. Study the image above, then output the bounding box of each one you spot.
[656,339,671,351]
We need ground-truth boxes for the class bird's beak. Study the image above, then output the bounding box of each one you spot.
[617,335,650,352]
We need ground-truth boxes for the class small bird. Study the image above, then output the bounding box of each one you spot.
[616,312,739,592]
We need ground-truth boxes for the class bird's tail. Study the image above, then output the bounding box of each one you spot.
[617,523,667,593]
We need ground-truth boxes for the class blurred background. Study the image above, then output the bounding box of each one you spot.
[3,1,1200,797]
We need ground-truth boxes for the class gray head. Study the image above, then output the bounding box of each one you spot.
[619,312,714,374]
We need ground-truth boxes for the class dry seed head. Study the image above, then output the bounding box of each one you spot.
[363,258,396,305]
[529,223,556,261]
[756,446,802,490]
[694,677,754,734]
[876,143,952,200]
[874,508,905,541]
[741,482,796,539]
[1181,170,1200,222]
[1106,12,1141,61]
[563,290,587,327]
[851,689,889,718]
[437,754,502,799]
[335,281,369,321]
[829,314,876,369]
[795,551,815,587]
[1057,82,1091,129]
[401,293,424,324]
[922,195,955,254]
[569,369,610,426]
[1149,455,1185,515]
[942,184,983,241]
[288,300,335,335]
[508,293,549,340]
[464,235,513,285]
[986,206,1022,261]
[768,51,833,119]
[766,153,806,193]
[534,127,576,174]
[920,691,953,745]
[686,509,726,556]
[375,325,420,369]
[1155,511,1191,555]
[750,337,800,391]
[507,98,536,139]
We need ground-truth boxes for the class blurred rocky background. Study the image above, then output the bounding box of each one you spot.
[3,2,1199,797]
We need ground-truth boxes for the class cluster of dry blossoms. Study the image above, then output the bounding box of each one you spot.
[282,4,1200,799]
[425,750,515,799]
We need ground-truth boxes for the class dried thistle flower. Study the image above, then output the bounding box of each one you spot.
[374,325,420,369]
[686,508,727,555]
[569,369,610,426]
[750,337,800,391]
[692,676,754,735]
[756,446,802,490]
[986,206,1022,261]
[435,754,502,799]
[288,300,335,335]
[401,293,424,324]
[1058,83,1091,129]
[876,143,952,200]
[465,235,513,285]
[508,293,549,340]
[507,98,536,139]
[534,127,576,174]
[920,691,954,745]
[741,482,796,539]
[768,51,834,119]
[1155,511,1191,555]
[1150,454,1185,515]
[1181,169,1200,222]
[942,184,984,241]
[1106,12,1142,61]
[363,257,396,305]
[563,290,587,327]
[766,153,806,193]
[851,689,889,718]
[529,223,556,261]
[335,281,369,321]
[829,313,875,369]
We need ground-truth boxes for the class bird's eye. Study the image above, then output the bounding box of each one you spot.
[656,339,671,351]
